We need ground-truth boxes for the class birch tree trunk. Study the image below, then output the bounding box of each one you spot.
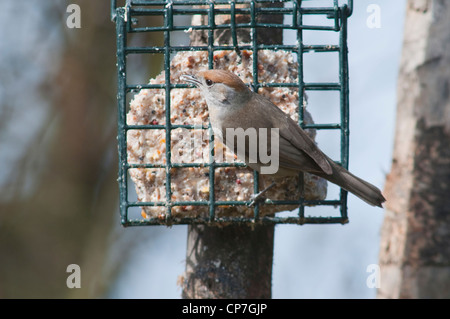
[378,0,450,298]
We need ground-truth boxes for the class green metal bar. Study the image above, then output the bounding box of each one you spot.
[164,0,173,219]
[115,7,128,225]
[296,0,306,220]
[125,216,348,227]
[130,198,343,207]
[127,6,342,16]
[207,1,216,222]
[127,155,342,169]
[304,83,341,90]
[125,122,340,132]
[347,0,354,17]
[250,0,260,220]
[130,24,340,33]
[131,0,295,4]
[125,44,340,54]
[230,0,240,56]
[125,81,341,91]
[128,162,247,169]
[332,0,340,30]
[297,2,304,127]
[126,124,208,130]
[339,6,350,220]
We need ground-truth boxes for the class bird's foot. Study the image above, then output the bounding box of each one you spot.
[248,182,276,207]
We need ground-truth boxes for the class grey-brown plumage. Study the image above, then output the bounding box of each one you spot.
[181,70,386,207]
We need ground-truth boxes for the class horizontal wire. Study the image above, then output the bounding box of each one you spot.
[125,44,340,54]
[123,216,348,227]
[125,82,341,91]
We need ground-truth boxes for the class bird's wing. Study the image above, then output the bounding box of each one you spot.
[281,115,333,175]
[276,135,327,174]
[256,95,333,175]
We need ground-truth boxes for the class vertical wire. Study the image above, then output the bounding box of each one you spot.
[230,0,240,56]
[296,0,305,220]
[333,0,339,31]
[250,0,260,220]
[339,7,349,222]
[164,0,173,219]
[208,1,216,221]
[116,7,128,225]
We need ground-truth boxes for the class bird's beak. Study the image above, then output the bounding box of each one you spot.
[181,74,202,87]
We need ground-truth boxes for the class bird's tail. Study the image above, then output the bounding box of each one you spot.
[317,160,386,208]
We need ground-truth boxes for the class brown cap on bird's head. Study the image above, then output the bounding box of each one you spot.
[198,70,249,92]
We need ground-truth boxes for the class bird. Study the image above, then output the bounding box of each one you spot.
[181,69,386,207]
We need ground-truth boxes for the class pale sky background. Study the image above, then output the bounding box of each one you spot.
[0,0,407,299]
[108,0,407,298]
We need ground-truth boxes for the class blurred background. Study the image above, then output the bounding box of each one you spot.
[0,0,405,298]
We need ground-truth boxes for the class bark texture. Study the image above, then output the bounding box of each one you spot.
[378,0,450,298]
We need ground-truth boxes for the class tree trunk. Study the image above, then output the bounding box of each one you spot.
[182,2,283,299]
[378,0,450,298]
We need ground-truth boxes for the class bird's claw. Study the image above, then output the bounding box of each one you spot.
[247,182,276,207]
[248,194,267,207]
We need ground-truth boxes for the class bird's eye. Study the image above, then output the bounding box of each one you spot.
[205,79,214,87]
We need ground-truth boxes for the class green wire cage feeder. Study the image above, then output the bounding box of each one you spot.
[112,0,353,226]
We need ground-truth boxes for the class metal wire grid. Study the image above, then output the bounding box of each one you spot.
[112,0,353,226]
